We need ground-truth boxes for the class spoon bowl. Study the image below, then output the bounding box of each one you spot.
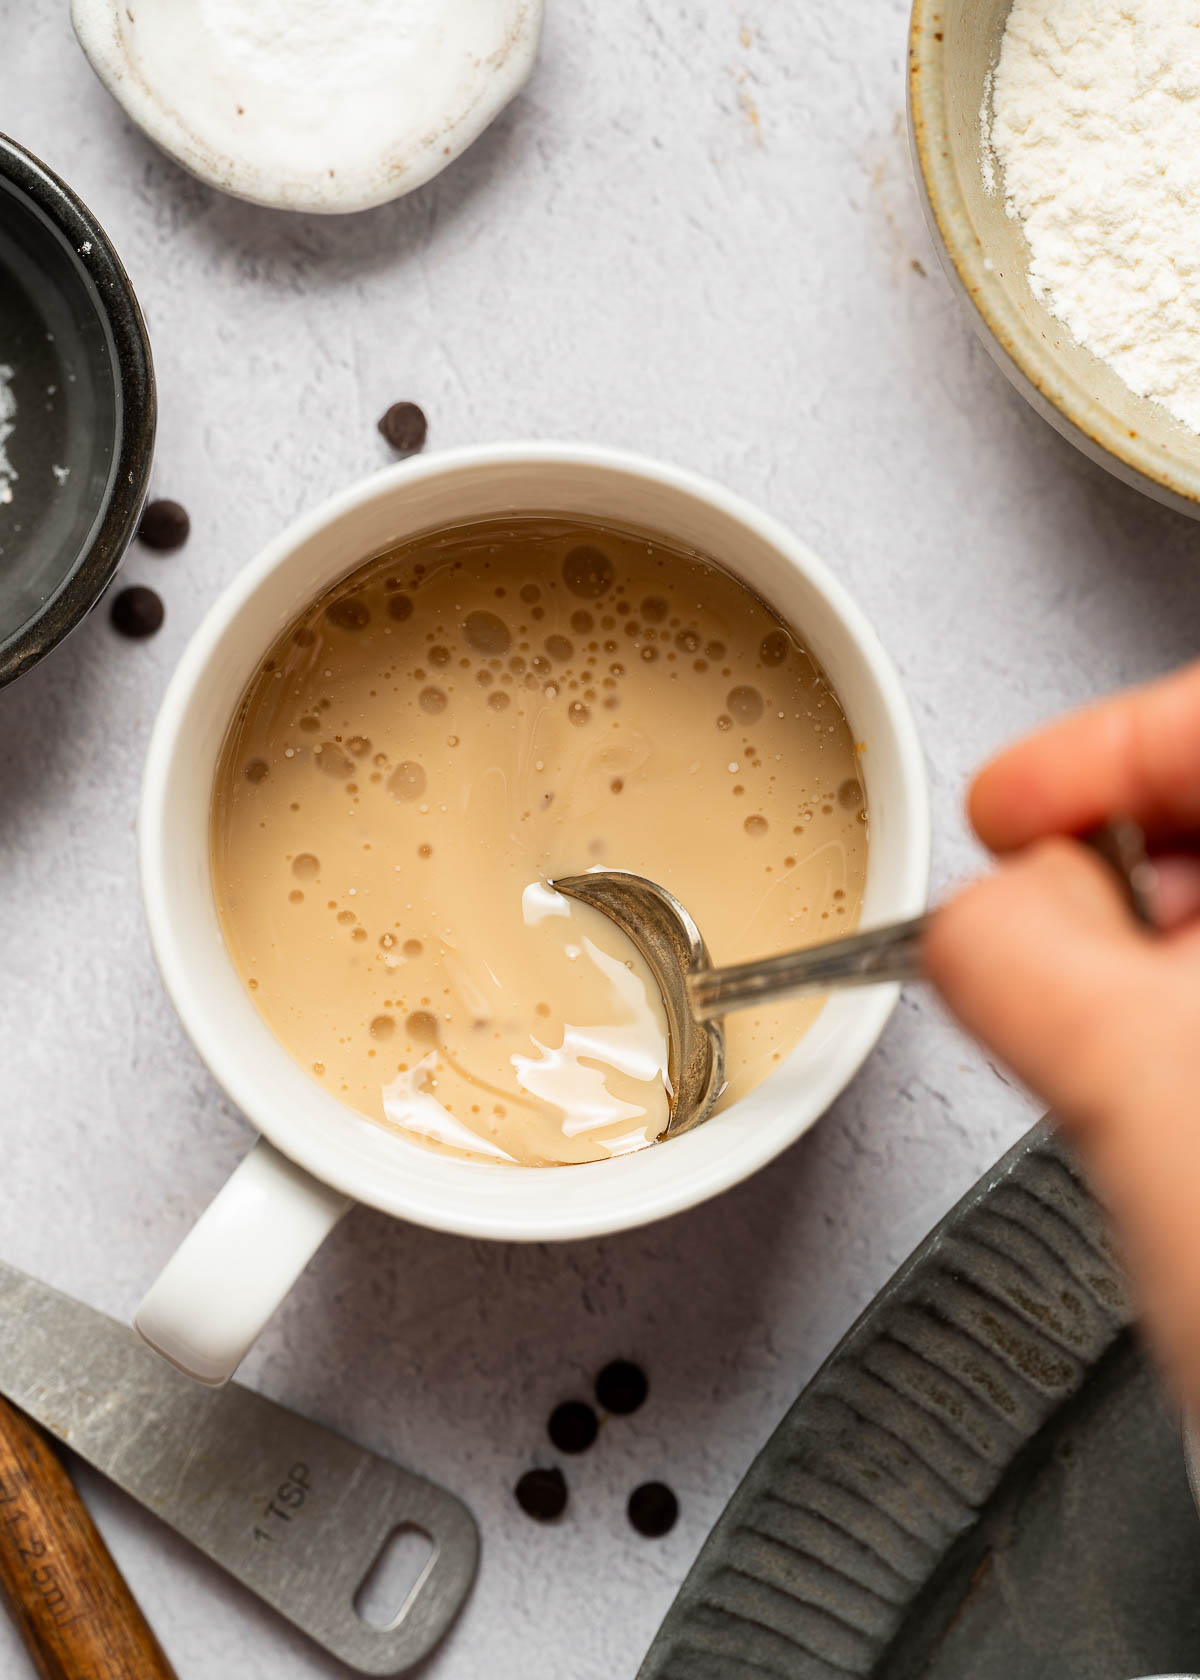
[556,818,1153,1138]
[553,871,726,1141]
[554,870,926,1139]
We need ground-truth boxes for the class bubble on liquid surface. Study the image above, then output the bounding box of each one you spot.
[727,685,763,724]
[544,635,573,662]
[370,1015,395,1039]
[298,715,320,732]
[403,938,423,957]
[388,594,414,622]
[407,1010,439,1043]
[838,778,864,812]
[326,596,370,631]
[568,701,590,726]
[316,743,353,777]
[244,758,270,784]
[675,628,700,654]
[744,814,768,837]
[487,690,511,711]
[429,645,451,667]
[464,611,511,654]
[388,761,426,801]
[347,736,371,757]
[419,687,447,714]
[759,630,790,666]
[570,610,593,634]
[520,584,540,604]
[292,853,320,878]
[641,596,668,623]
[562,545,615,599]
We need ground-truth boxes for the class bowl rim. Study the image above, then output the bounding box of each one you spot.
[0,132,156,688]
[907,3,1200,517]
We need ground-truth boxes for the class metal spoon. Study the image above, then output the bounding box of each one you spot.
[554,819,1155,1142]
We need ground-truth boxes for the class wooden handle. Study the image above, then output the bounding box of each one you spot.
[0,1397,176,1679]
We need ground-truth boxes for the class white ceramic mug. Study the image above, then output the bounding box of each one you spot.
[135,444,931,1384]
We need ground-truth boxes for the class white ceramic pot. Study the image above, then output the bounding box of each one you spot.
[135,444,931,1384]
[71,0,543,214]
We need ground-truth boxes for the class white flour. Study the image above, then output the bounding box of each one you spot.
[0,365,16,507]
[990,0,1200,433]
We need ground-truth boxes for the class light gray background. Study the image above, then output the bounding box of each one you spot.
[3,2,1200,1676]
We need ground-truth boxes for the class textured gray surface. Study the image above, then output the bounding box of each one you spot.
[3,1,1200,1676]
[639,1126,1158,1679]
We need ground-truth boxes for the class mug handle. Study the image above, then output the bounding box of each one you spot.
[134,1139,351,1386]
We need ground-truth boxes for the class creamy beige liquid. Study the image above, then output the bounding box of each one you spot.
[212,517,868,1166]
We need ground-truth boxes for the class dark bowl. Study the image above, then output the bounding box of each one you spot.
[0,133,155,687]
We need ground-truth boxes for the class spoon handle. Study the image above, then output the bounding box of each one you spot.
[686,818,1155,1022]
[687,916,929,1019]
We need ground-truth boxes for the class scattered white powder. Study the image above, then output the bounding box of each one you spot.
[990,0,1200,433]
[0,366,16,507]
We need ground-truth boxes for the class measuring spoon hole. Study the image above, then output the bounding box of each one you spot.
[355,1523,436,1629]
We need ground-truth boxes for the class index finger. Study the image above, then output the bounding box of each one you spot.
[970,660,1200,852]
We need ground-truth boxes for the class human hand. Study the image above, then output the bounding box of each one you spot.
[925,662,1200,1405]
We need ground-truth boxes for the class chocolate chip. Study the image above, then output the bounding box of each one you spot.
[627,1482,678,1538]
[378,401,428,455]
[515,1467,567,1523]
[547,1400,598,1454]
[595,1360,648,1416]
[137,498,190,551]
[110,585,164,638]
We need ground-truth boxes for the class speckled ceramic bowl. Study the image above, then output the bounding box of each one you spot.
[908,0,1200,517]
[0,134,155,688]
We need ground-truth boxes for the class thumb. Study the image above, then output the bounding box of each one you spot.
[924,837,1154,1127]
